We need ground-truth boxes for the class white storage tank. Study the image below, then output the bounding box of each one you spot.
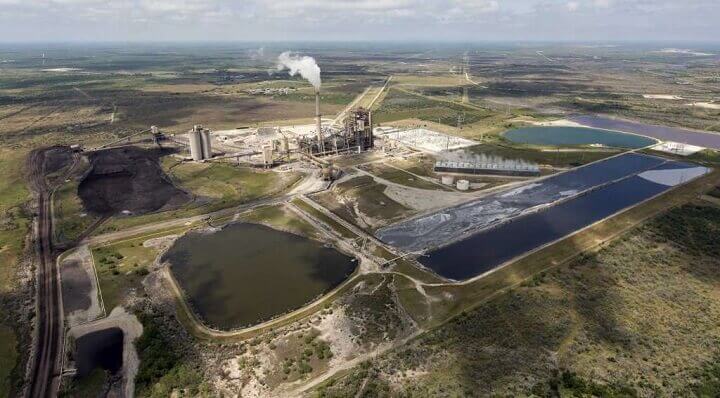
[188,127,203,161]
[456,179,470,191]
[441,175,454,185]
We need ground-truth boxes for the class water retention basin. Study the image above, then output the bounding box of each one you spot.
[418,160,709,281]
[163,223,357,330]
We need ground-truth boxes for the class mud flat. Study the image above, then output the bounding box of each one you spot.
[78,146,190,216]
[163,223,357,330]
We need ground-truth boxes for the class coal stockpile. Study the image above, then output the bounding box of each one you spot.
[78,146,190,216]
[41,146,75,175]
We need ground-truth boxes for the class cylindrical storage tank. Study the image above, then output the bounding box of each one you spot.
[200,129,212,159]
[456,179,470,191]
[441,175,454,185]
[262,145,273,165]
[188,130,203,161]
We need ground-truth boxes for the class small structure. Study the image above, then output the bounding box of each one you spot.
[456,179,470,191]
[441,175,455,185]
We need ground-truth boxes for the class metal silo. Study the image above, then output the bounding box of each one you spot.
[200,128,212,160]
[188,126,203,161]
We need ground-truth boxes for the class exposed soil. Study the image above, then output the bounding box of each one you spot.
[78,146,190,216]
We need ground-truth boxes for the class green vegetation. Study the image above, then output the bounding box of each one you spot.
[59,368,107,398]
[239,204,321,240]
[530,370,637,397]
[344,275,405,344]
[357,162,449,190]
[313,176,412,231]
[315,204,720,396]
[291,199,357,240]
[0,148,31,398]
[0,327,18,398]
[374,87,492,126]
[92,240,158,311]
[53,180,99,244]
[393,276,431,327]
[96,159,302,234]
[135,313,206,397]
[316,362,392,398]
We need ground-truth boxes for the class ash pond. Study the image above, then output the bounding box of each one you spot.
[504,126,656,148]
[163,223,357,330]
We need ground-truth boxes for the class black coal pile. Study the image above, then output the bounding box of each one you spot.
[78,146,190,216]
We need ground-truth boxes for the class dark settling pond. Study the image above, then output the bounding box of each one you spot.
[504,126,656,148]
[419,160,708,281]
[74,328,124,377]
[163,223,356,330]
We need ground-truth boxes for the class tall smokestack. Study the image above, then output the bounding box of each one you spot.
[315,89,324,153]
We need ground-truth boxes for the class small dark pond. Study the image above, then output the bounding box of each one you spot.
[163,223,357,330]
[504,126,656,148]
[74,327,124,377]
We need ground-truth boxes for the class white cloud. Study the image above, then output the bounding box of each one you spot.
[593,0,611,8]
[0,0,718,41]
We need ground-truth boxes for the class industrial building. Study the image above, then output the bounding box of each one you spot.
[434,160,541,177]
[188,125,212,161]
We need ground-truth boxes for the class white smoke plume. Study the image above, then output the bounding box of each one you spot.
[275,51,321,91]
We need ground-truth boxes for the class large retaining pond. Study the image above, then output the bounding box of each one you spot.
[417,159,709,280]
[163,223,356,330]
[377,153,710,281]
[503,126,657,148]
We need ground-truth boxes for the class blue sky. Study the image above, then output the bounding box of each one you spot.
[1,0,718,42]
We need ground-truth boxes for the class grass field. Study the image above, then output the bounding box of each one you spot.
[357,162,449,191]
[0,148,31,398]
[291,199,357,240]
[91,239,159,312]
[373,87,493,127]
[53,180,100,245]
[239,204,321,241]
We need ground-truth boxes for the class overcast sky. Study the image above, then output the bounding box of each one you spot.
[1,0,718,42]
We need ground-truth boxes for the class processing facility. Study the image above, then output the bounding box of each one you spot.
[434,159,541,177]
[297,105,375,156]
